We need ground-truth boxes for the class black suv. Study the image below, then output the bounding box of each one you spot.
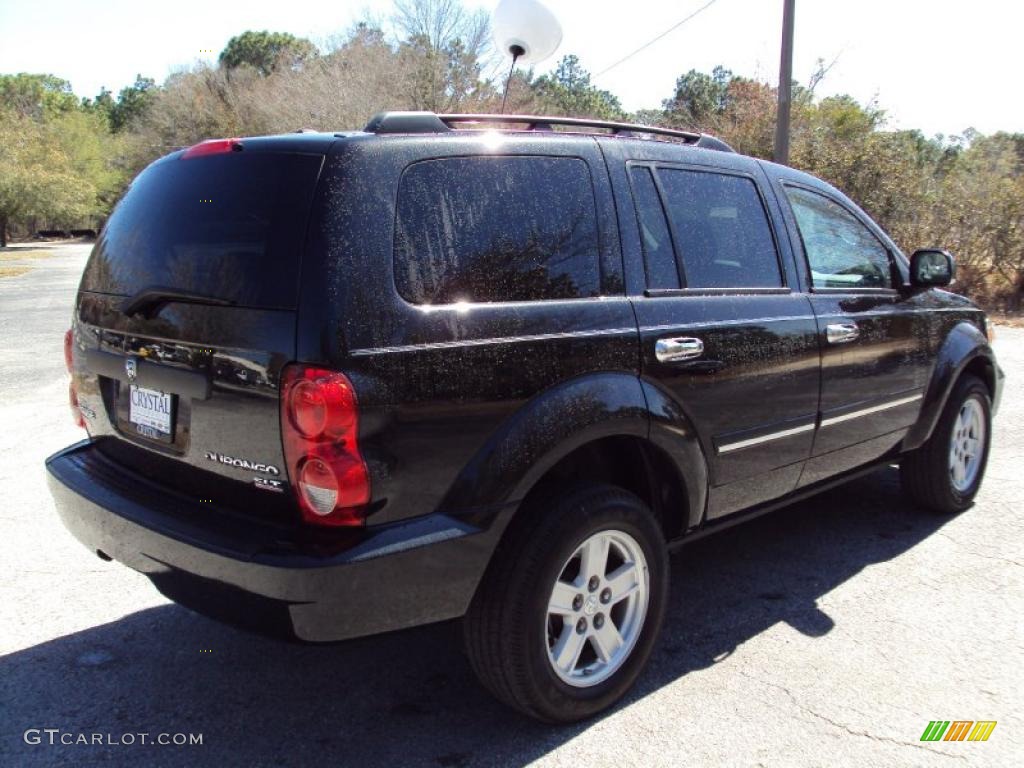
[47,112,1004,722]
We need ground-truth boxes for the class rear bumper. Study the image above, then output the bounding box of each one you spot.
[46,440,506,642]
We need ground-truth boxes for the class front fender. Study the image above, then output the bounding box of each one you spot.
[903,321,999,451]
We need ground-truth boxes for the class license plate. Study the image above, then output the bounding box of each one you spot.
[129,385,174,439]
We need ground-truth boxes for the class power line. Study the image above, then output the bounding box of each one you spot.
[595,0,721,78]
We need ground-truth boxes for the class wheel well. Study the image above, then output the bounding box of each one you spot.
[963,356,996,399]
[518,436,689,541]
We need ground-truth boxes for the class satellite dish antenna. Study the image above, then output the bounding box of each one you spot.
[493,0,563,112]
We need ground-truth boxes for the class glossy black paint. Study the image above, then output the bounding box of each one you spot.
[47,124,1003,642]
[72,292,296,517]
[298,133,637,528]
[47,441,496,640]
[760,162,994,486]
[903,320,1002,450]
[602,140,822,519]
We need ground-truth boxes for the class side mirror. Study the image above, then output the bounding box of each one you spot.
[909,249,955,287]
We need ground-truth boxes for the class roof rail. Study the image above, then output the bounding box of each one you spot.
[362,111,734,153]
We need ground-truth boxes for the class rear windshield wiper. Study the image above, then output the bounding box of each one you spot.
[121,286,235,318]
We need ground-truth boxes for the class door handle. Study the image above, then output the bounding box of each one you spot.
[655,337,704,362]
[826,322,859,344]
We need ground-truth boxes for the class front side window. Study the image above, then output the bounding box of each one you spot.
[657,168,782,289]
[785,186,893,289]
[394,156,600,304]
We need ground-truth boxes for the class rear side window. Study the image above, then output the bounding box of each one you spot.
[81,152,324,308]
[784,186,893,289]
[630,167,679,289]
[394,156,600,304]
[657,169,782,289]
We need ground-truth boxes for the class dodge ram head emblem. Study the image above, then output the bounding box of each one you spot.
[125,358,137,382]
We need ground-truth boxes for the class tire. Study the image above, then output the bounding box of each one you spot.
[463,484,668,723]
[901,374,992,514]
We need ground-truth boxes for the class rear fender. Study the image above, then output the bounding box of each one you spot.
[440,373,648,516]
[439,372,707,527]
[642,379,709,530]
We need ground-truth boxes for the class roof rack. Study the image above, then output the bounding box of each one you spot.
[362,111,734,153]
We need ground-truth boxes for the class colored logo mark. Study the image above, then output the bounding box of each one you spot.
[920,720,996,742]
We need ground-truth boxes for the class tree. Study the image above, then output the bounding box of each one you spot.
[392,0,492,111]
[137,65,252,148]
[925,133,1024,305]
[51,109,128,212]
[218,31,317,76]
[109,75,156,132]
[531,55,624,120]
[81,87,115,123]
[392,0,487,54]
[662,66,734,127]
[0,109,96,246]
[0,73,79,119]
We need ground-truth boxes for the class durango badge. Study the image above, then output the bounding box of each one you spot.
[204,451,280,476]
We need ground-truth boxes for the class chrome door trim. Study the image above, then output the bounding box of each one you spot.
[717,422,816,454]
[349,327,637,356]
[820,393,923,428]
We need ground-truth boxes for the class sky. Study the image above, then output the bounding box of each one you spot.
[0,0,1021,137]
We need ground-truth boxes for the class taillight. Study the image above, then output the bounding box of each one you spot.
[65,328,85,429]
[181,138,242,159]
[280,365,370,526]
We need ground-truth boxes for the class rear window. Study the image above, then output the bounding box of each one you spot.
[394,156,601,304]
[81,152,324,308]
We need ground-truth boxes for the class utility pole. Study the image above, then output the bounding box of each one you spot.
[774,0,795,165]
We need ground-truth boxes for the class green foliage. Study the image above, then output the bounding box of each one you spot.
[218,31,317,76]
[109,75,156,132]
[53,109,128,210]
[663,65,734,126]
[81,87,115,121]
[0,108,98,245]
[530,55,624,120]
[397,32,492,110]
[78,76,156,134]
[0,73,78,119]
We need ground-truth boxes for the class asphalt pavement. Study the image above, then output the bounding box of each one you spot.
[1,243,1020,767]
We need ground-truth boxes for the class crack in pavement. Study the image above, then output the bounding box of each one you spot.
[738,669,968,761]
[936,531,1024,569]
